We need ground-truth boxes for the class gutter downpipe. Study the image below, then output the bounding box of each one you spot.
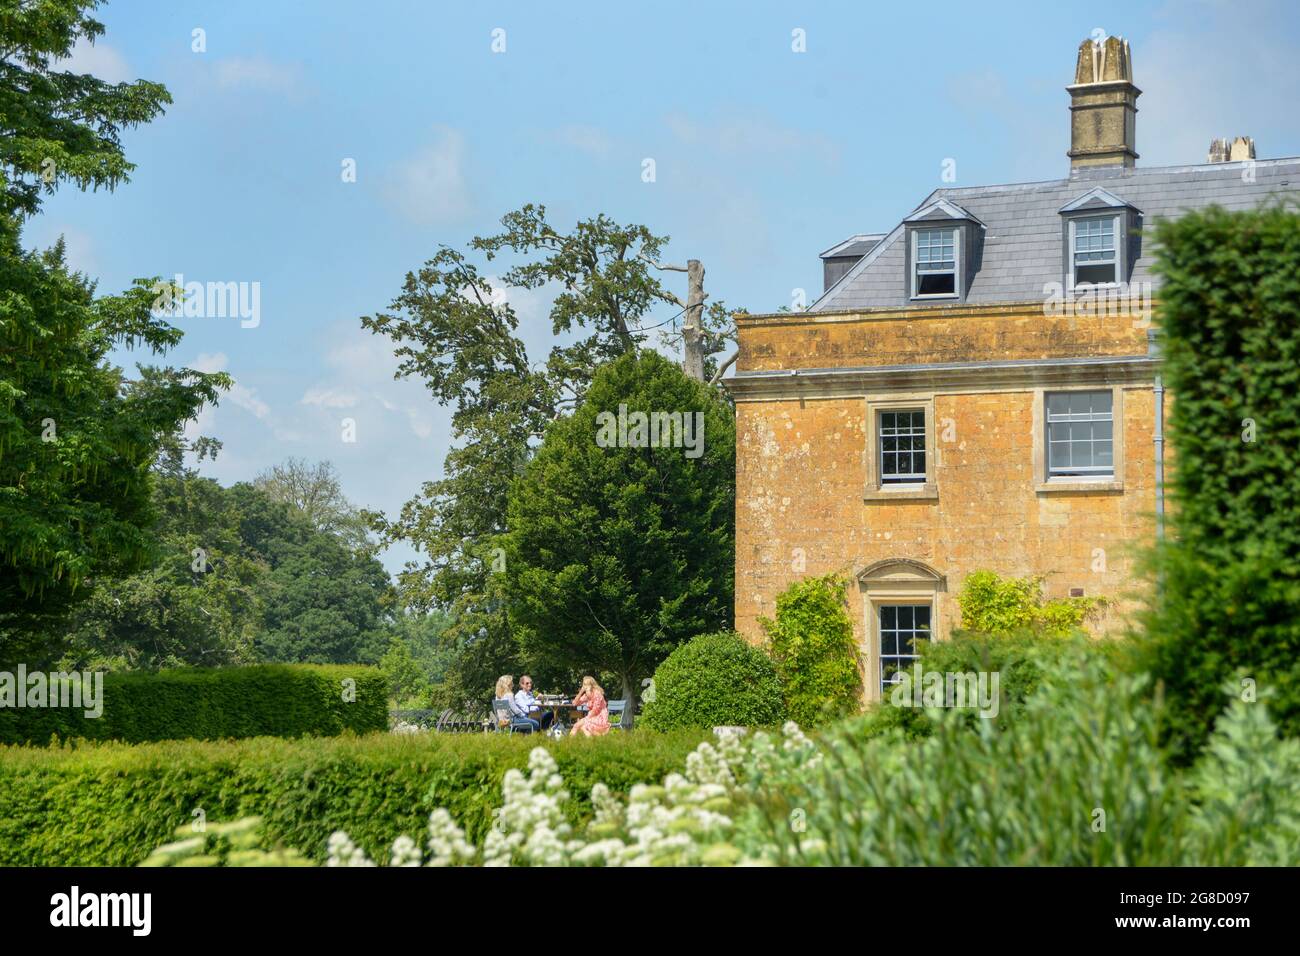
[1148,328,1165,543]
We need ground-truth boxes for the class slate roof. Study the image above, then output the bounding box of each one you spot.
[819,234,885,260]
[811,158,1300,312]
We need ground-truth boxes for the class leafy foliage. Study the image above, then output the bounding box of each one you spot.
[0,237,229,664]
[140,817,313,867]
[639,632,785,731]
[0,663,386,746]
[253,458,371,551]
[750,649,1300,866]
[361,206,743,703]
[0,2,226,664]
[0,0,172,219]
[1135,203,1300,759]
[136,668,1300,867]
[760,573,862,727]
[851,630,1121,741]
[957,569,1100,637]
[503,350,736,703]
[380,633,431,706]
[53,457,392,671]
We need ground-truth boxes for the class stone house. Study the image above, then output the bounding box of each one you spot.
[727,36,1300,700]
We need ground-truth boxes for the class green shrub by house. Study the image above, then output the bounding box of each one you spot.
[1138,203,1300,758]
[751,647,1300,866]
[851,629,1124,741]
[0,727,708,866]
[639,631,785,731]
[957,570,1100,637]
[0,664,386,745]
[761,574,862,727]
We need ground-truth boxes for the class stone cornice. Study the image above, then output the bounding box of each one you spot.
[725,353,1159,400]
[734,300,1156,329]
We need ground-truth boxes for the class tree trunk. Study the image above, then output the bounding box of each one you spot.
[620,673,637,728]
[682,259,706,382]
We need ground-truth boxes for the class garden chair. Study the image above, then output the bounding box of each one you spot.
[606,699,628,732]
[491,698,537,734]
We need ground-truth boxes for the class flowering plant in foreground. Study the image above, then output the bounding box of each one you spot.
[324,723,822,867]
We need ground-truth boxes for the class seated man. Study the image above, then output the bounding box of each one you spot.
[513,675,554,731]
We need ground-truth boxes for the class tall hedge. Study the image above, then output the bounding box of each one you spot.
[0,728,708,865]
[1140,202,1300,757]
[0,664,386,745]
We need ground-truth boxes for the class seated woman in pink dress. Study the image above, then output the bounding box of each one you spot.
[569,676,610,737]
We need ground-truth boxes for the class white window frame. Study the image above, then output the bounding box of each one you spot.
[1045,389,1114,478]
[858,559,947,704]
[864,395,938,501]
[878,408,928,486]
[1032,385,1126,494]
[911,226,960,299]
[877,602,932,695]
[1069,215,1120,288]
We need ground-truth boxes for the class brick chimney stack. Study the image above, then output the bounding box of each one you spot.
[1208,136,1256,163]
[1067,36,1140,172]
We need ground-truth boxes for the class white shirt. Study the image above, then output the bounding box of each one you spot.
[512,689,536,717]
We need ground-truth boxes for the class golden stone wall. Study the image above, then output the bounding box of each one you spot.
[730,304,1163,699]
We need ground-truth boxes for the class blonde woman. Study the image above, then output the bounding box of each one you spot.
[494,675,513,700]
[569,676,610,737]
[494,675,539,734]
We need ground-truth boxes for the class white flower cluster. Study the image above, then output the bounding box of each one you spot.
[325,831,376,867]
[424,808,477,866]
[483,747,575,866]
[324,722,822,867]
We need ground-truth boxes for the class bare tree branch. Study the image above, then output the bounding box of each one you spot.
[708,349,738,386]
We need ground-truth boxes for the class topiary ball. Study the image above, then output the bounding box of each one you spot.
[640,632,785,731]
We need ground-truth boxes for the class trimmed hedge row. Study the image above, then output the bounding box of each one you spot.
[0,728,710,866]
[0,664,387,745]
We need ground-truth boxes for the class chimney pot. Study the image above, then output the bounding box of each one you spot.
[1067,36,1141,172]
[1208,136,1256,163]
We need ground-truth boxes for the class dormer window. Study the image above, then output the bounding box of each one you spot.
[1070,216,1118,285]
[1059,188,1140,291]
[913,228,957,296]
[903,199,983,303]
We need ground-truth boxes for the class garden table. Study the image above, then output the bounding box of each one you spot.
[533,697,588,736]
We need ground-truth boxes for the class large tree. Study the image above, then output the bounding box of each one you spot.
[253,457,370,552]
[502,350,735,704]
[0,0,172,219]
[363,205,740,698]
[58,452,394,671]
[0,1,228,664]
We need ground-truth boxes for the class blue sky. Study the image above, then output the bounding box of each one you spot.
[29,0,1300,574]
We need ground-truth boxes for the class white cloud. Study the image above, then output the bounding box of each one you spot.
[192,352,271,419]
[383,127,473,225]
[310,326,442,442]
[213,56,307,96]
[548,124,615,158]
[191,352,229,374]
[301,386,360,409]
[55,38,132,83]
